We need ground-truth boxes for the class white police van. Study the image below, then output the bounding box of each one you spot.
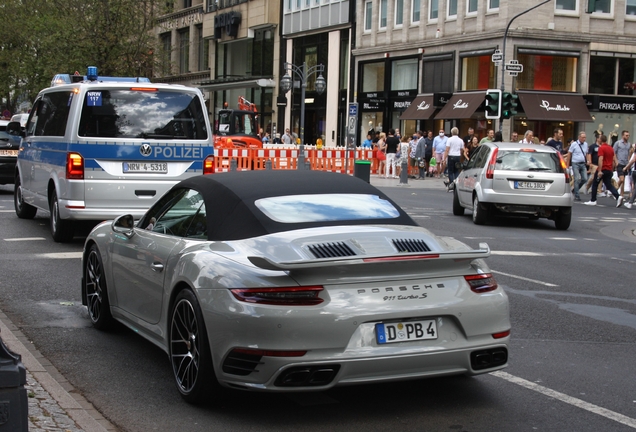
[13,67,215,242]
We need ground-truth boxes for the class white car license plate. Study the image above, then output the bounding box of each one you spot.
[122,162,168,173]
[0,150,18,157]
[375,320,437,344]
[515,181,545,190]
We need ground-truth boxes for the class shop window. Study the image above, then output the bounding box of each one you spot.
[429,0,438,20]
[488,0,499,11]
[364,1,373,31]
[380,0,388,29]
[618,58,636,95]
[391,58,418,91]
[628,0,636,15]
[590,55,636,96]
[251,29,274,77]
[412,0,420,22]
[178,29,190,74]
[448,0,457,17]
[461,55,496,90]
[516,53,577,92]
[362,62,385,93]
[395,0,404,27]
[422,54,453,93]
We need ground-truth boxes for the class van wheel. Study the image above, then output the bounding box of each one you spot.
[14,175,37,219]
[50,189,74,242]
[472,195,488,225]
[452,189,464,216]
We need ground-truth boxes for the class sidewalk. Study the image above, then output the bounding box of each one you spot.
[0,172,448,432]
[0,310,117,432]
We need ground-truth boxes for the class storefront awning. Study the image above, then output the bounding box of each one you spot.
[518,92,593,122]
[434,91,485,120]
[399,95,436,120]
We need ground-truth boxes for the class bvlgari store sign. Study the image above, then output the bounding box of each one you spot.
[583,95,636,113]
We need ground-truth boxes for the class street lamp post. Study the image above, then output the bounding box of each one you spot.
[498,0,553,133]
[280,62,326,170]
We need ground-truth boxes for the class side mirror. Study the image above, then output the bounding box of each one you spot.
[6,121,24,137]
[112,214,135,238]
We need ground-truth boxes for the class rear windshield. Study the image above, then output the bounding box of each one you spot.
[78,89,208,139]
[255,194,401,223]
[496,150,563,173]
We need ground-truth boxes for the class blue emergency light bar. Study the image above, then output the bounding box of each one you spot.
[51,66,151,87]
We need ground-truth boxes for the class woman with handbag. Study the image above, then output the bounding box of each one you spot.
[375,132,387,177]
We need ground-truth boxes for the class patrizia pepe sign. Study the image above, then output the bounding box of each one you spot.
[540,100,570,112]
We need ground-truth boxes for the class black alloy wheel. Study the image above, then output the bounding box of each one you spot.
[14,175,37,219]
[170,289,217,404]
[84,245,113,330]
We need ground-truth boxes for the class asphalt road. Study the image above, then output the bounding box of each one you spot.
[1,182,635,432]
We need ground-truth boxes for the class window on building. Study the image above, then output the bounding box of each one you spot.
[628,0,636,15]
[391,58,418,91]
[251,28,274,77]
[488,0,499,10]
[589,0,611,13]
[467,0,478,14]
[589,55,636,95]
[380,0,388,28]
[362,62,385,93]
[196,25,209,72]
[178,29,190,74]
[555,0,577,11]
[184,0,192,7]
[429,0,438,20]
[395,0,404,26]
[461,54,497,90]
[422,53,454,93]
[412,0,420,22]
[160,32,172,76]
[516,52,578,92]
[365,1,373,31]
[339,32,350,90]
[448,0,457,17]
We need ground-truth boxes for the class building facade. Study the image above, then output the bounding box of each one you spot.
[354,0,636,143]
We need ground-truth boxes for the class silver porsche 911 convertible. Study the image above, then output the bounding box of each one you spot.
[81,170,510,403]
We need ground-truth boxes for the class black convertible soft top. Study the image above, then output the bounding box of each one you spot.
[176,170,418,241]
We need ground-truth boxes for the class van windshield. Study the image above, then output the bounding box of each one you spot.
[78,89,208,140]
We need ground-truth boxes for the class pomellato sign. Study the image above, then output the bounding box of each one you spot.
[539,100,570,112]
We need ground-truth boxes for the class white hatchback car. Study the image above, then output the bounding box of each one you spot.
[453,142,573,230]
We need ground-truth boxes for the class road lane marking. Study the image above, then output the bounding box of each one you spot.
[491,371,636,429]
[0,210,15,213]
[37,252,83,259]
[4,237,46,242]
[491,251,542,256]
[490,270,558,287]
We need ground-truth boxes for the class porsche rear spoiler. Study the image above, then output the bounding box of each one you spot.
[248,242,491,271]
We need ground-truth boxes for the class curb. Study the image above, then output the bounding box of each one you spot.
[0,310,118,432]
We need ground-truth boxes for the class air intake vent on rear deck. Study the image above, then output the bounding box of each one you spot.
[308,242,356,258]
[393,239,431,253]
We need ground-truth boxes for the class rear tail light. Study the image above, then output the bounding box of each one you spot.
[230,286,324,305]
[485,148,499,179]
[203,155,215,174]
[492,330,510,339]
[66,152,84,179]
[557,153,570,184]
[464,273,498,293]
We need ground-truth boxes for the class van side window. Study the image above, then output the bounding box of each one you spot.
[28,92,73,137]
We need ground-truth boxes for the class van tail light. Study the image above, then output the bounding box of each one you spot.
[464,273,498,293]
[230,286,324,305]
[557,153,570,184]
[66,152,84,179]
[203,155,215,174]
[485,148,499,179]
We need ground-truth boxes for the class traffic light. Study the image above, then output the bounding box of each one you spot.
[501,92,519,119]
[485,89,501,119]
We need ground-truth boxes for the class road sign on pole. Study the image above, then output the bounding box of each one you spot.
[505,60,524,75]
[492,49,503,64]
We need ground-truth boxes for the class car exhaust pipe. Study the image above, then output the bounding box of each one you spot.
[470,348,508,371]
[275,365,341,387]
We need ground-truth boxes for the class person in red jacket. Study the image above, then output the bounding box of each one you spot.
[585,134,623,207]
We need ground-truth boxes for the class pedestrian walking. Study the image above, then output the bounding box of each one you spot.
[613,130,631,197]
[443,127,466,191]
[623,148,636,208]
[585,134,623,207]
[384,129,400,178]
[433,129,447,178]
[568,131,588,202]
